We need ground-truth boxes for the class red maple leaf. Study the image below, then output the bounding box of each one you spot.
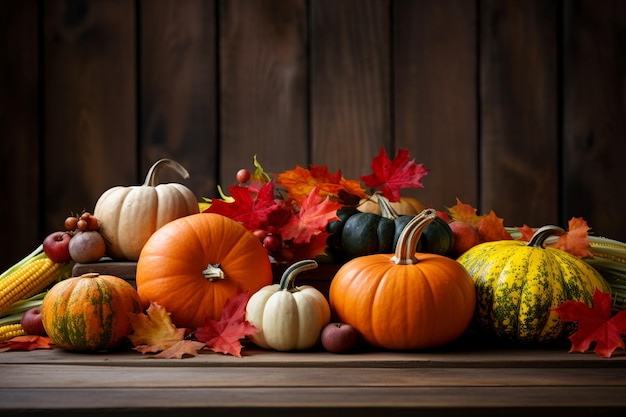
[360,147,429,202]
[205,181,282,231]
[194,291,259,358]
[0,335,54,351]
[279,186,341,244]
[553,288,626,358]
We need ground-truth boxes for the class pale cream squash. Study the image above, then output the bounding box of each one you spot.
[94,159,199,261]
[246,259,331,351]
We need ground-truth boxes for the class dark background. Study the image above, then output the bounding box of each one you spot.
[1,0,626,271]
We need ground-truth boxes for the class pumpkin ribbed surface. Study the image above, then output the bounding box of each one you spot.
[136,213,273,329]
[41,274,141,351]
[329,209,476,351]
[457,236,611,343]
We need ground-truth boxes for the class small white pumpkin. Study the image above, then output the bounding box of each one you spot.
[94,158,199,261]
[246,259,331,351]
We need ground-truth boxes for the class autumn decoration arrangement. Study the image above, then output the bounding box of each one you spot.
[3,148,626,359]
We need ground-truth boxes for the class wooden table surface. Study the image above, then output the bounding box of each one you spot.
[2,332,626,417]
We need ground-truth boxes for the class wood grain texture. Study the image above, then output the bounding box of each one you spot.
[0,0,40,271]
[1,347,626,417]
[140,0,218,199]
[42,0,137,232]
[394,0,478,210]
[562,0,626,239]
[219,0,308,184]
[480,0,559,228]
[310,0,391,181]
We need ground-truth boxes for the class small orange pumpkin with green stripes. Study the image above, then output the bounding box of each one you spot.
[457,225,611,344]
[41,273,141,351]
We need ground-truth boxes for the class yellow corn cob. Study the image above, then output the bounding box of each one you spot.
[0,258,61,315]
[0,323,26,342]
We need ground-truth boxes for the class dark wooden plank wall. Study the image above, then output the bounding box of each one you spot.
[1,0,626,272]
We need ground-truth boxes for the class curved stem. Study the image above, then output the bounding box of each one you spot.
[390,209,437,265]
[279,259,318,292]
[202,263,225,282]
[377,194,400,220]
[143,158,190,187]
[527,225,564,249]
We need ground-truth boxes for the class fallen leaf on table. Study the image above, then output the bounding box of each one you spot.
[152,340,206,359]
[553,288,626,358]
[129,302,188,355]
[195,291,259,358]
[0,335,54,351]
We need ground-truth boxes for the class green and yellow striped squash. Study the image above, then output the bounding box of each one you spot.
[41,273,141,351]
[457,225,611,344]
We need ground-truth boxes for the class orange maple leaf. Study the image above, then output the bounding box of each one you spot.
[0,335,54,351]
[548,217,593,258]
[515,224,536,241]
[478,211,513,242]
[129,302,188,355]
[152,340,206,359]
[195,291,259,358]
[446,198,482,227]
[279,187,341,244]
[276,165,366,206]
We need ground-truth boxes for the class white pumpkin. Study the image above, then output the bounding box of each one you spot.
[94,158,199,261]
[246,259,331,351]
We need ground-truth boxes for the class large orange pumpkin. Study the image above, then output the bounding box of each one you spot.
[329,209,476,350]
[41,273,142,352]
[135,213,273,329]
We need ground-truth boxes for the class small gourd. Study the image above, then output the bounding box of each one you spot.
[330,209,476,350]
[41,273,142,351]
[457,225,612,343]
[358,193,424,216]
[246,259,331,351]
[94,158,199,261]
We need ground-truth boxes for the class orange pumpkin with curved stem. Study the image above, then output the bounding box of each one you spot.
[135,213,273,329]
[329,208,475,350]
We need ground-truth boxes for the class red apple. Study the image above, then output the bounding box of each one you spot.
[20,307,46,336]
[449,220,481,257]
[321,322,358,353]
[42,231,72,263]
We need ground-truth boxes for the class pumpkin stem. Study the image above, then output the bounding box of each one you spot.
[144,158,190,187]
[390,208,437,265]
[527,225,565,248]
[201,263,225,282]
[279,259,318,292]
[377,194,400,220]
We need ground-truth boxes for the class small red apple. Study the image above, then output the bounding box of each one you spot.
[20,307,47,336]
[42,231,72,263]
[321,322,358,353]
[448,220,481,256]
